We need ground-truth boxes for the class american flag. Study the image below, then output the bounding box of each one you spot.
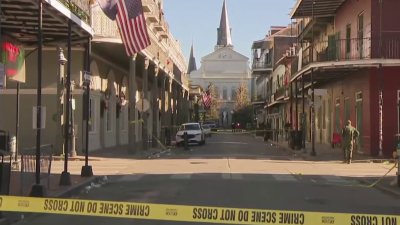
[116,0,150,56]
[98,0,151,56]
[202,90,212,109]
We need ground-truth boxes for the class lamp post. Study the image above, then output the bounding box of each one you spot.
[30,0,45,197]
[59,19,72,186]
[81,39,93,177]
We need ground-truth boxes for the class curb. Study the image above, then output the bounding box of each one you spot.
[268,140,396,164]
[1,176,100,225]
[51,176,100,198]
[358,178,400,197]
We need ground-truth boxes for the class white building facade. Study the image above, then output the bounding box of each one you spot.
[189,0,251,127]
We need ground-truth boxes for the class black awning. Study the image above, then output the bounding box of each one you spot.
[1,0,93,46]
[291,0,346,18]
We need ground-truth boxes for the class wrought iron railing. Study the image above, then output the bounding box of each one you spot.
[59,0,90,23]
[91,5,120,38]
[252,60,273,70]
[300,37,400,68]
[274,87,287,100]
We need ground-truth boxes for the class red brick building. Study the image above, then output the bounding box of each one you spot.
[290,0,400,157]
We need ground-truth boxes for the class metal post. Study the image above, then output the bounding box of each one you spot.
[378,0,383,157]
[59,19,72,186]
[152,66,159,147]
[168,77,173,143]
[302,76,306,150]
[142,58,149,150]
[30,0,45,197]
[160,74,166,144]
[289,82,293,127]
[184,132,189,150]
[81,38,93,177]
[295,79,298,131]
[14,82,20,162]
[128,54,137,153]
[311,69,316,156]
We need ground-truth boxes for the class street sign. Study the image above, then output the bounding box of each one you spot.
[84,71,91,81]
[136,99,150,112]
[32,106,46,129]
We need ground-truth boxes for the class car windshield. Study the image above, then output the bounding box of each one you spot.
[180,124,200,131]
[2,0,400,225]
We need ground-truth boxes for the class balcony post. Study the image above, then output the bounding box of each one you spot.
[152,66,159,147]
[302,76,305,149]
[142,58,150,151]
[310,69,316,156]
[295,79,298,131]
[128,54,138,154]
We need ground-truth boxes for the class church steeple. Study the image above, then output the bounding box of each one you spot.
[187,43,197,74]
[216,0,233,49]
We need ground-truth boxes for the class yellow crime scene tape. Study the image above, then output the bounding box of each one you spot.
[0,195,399,224]
[288,161,398,189]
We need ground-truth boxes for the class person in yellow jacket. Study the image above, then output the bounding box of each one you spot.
[341,120,360,164]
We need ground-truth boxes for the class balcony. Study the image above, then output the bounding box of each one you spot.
[142,0,154,12]
[252,60,273,73]
[145,8,160,23]
[274,87,287,101]
[92,6,120,38]
[59,0,90,23]
[153,19,169,32]
[2,0,92,45]
[300,37,400,68]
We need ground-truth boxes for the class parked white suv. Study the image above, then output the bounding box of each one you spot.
[175,123,205,146]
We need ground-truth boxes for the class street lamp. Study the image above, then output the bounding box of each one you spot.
[59,19,73,186]
[81,39,93,177]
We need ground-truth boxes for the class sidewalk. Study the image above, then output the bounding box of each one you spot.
[1,145,168,224]
[265,136,400,197]
[5,146,165,194]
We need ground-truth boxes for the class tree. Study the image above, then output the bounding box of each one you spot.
[234,82,251,111]
[204,83,221,121]
[233,82,253,128]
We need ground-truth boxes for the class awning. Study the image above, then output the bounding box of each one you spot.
[291,0,346,18]
[290,59,400,83]
[1,0,93,45]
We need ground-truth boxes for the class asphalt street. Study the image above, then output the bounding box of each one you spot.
[11,133,400,225]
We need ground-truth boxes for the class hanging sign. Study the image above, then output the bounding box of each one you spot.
[2,40,26,83]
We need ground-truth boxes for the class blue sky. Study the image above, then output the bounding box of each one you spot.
[163,0,297,67]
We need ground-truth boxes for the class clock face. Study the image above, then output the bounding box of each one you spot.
[220,53,228,59]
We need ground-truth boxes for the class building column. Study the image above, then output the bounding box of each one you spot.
[152,66,160,147]
[142,58,150,150]
[168,76,173,144]
[184,90,189,123]
[172,81,178,134]
[177,86,182,125]
[160,74,166,144]
[128,54,137,153]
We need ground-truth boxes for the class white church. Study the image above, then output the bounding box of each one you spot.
[188,0,251,127]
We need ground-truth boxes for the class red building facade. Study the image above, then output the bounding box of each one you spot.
[289,0,400,157]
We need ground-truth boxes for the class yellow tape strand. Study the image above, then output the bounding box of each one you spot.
[0,195,399,225]
[288,162,399,189]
